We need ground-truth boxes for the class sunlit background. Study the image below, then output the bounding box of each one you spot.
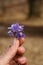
[0,0,43,65]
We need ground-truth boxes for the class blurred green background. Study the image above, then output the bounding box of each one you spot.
[0,0,43,65]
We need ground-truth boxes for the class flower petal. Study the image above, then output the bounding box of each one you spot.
[8,31,14,36]
[18,26,24,31]
[11,23,19,32]
[16,32,25,38]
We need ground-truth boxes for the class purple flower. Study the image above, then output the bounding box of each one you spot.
[8,23,25,38]
[16,32,25,38]
[8,23,24,32]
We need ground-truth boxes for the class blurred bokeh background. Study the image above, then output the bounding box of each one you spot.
[0,0,43,65]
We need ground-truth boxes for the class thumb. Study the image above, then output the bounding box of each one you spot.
[2,38,19,64]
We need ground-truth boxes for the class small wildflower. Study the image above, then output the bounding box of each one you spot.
[16,32,25,38]
[8,23,25,38]
[8,23,24,32]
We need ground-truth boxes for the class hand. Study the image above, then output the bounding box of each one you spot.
[0,38,27,65]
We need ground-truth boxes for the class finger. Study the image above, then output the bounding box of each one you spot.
[13,46,25,60]
[19,38,25,46]
[9,60,17,65]
[2,39,19,64]
[1,38,25,64]
[17,46,25,55]
[15,57,27,65]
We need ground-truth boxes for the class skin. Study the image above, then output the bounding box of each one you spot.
[0,38,27,65]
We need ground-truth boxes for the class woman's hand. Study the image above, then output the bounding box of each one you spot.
[0,38,27,65]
